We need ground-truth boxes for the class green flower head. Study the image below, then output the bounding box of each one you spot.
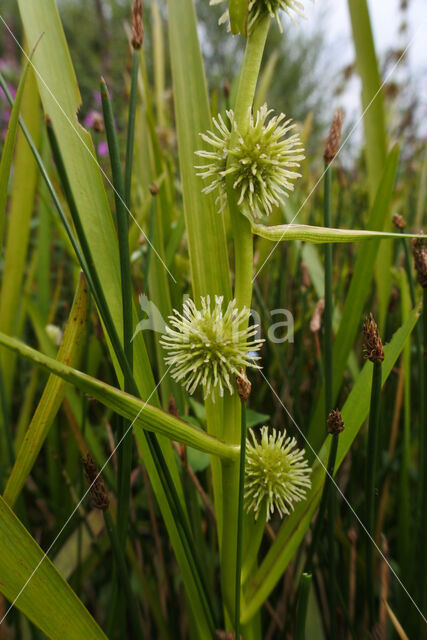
[210,0,307,34]
[160,296,263,401]
[195,104,304,222]
[245,426,311,521]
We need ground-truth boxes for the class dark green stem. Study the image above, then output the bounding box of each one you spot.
[101,78,134,553]
[103,510,144,638]
[142,197,156,298]
[235,401,247,638]
[295,573,312,640]
[323,160,336,637]
[366,360,382,627]
[124,50,139,208]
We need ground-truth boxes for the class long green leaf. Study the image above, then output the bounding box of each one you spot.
[0,495,107,639]
[166,0,231,301]
[0,56,32,245]
[307,146,399,452]
[3,274,89,508]
[242,305,420,622]
[348,0,390,329]
[0,332,239,462]
[0,65,40,399]
[251,223,425,244]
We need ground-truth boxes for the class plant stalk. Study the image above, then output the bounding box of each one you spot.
[366,360,382,627]
[235,400,247,638]
[295,572,312,640]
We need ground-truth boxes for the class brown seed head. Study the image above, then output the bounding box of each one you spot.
[327,409,345,435]
[392,213,407,230]
[236,369,251,403]
[411,232,427,289]
[223,82,230,99]
[363,313,384,363]
[324,108,344,163]
[149,182,159,196]
[131,0,144,50]
[82,454,109,511]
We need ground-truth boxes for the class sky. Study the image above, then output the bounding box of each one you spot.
[299,0,427,139]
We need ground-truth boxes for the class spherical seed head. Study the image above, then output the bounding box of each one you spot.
[245,426,311,521]
[160,296,264,401]
[210,0,307,34]
[195,105,305,222]
[363,313,384,363]
[327,409,345,435]
[411,233,427,289]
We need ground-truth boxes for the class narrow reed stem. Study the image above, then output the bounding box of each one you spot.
[101,78,134,554]
[295,572,312,640]
[124,50,140,208]
[142,195,156,298]
[235,399,247,638]
[366,360,382,627]
[103,510,145,638]
[323,160,336,637]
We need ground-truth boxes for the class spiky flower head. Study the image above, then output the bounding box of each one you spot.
[196,104,304,222]
[210,0,306,34]
[160,296,263,400]
[245,426,311,521]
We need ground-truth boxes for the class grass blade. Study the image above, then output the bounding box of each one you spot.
[0,495,107,639]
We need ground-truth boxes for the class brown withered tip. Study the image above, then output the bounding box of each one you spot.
[82,454,109,511]
[149,182,159,196]
[363,313,384,363]
[131,0,144,50]
[223,82,230,99]
[324,108,344,163]
[411,232,427,289]
[236,369,251,403]
[327,409,345,435]
[168,394,179,418]
[392,213,407,230]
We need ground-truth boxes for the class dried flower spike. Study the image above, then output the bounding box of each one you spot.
[327,409,345,435]
[324,108,344,163]
[392,213,407,230]
[236,369,251,402]
[131,0,144,50]
[82,454,109,511]
[411,232,427,289]
[210,0,307,34]
[196,104,304,222]
[363,313,384,363]
[245,426,311,521]
[160,296,263,400]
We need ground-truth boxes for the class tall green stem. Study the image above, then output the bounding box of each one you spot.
[295,573,312,640]
[420,288,427,629]
[323,161,336,636]
[366,360,382,627]
[220,16,270,625]
[235,400,247,638]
